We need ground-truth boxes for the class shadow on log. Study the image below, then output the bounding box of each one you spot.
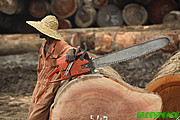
[49,53,162,120]
[146,51,180,120]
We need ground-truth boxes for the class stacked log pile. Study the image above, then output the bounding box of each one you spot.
[0,0,180,33]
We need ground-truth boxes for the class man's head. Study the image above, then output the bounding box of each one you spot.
[26,15,64,40]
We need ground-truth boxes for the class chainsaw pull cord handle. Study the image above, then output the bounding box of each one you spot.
[79,43,88,61]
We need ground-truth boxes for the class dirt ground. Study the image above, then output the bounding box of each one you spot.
[0,51,173,120]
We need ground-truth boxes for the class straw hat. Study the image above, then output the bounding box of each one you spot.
[26,15,64,40]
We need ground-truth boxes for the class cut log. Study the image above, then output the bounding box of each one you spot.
[29,0,50,18]
[97,4,123,27]
[75,5,96,28]
[0,25,180,55]
[0,0,24,15]
[147,0,178,24]
[113,0,152,8]
[92,0,108,8]
[57,18,72,29]
[49,62,162,119]
[122,3,148,26]
[51,0,77,19]
[146,51,180,120]
[163,11,180,24]
[77,0,83,9]
[0,34,43,55]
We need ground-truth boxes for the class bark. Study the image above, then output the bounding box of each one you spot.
[122,3,148,25]
[51,0,77,19]
[0,24,180,55]
[49,59,162,120]
[29,0,50,18]
[97,4,123,27]
[147,0,178,24]
[75,5,96,28]
[0,0,24,15]
[163,11,180,24]
[146,51,180,120]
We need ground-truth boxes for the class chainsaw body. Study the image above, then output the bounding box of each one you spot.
[48,52,93,83]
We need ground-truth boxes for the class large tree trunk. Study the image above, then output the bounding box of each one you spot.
[51,0,77,19]
[75,5,96,28]
[0,0,24,15]
[122,3,148,26]
[49,57,162,120]
[146,51,180,120]
[97,4,123,27]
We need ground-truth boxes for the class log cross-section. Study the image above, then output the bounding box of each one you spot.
[51,0,77,19]
[29,0,50,18]
[122,3,148,26]
[75,5,96,28]
[97,4,123,27]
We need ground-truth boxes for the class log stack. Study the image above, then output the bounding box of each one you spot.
[0,0,180,33]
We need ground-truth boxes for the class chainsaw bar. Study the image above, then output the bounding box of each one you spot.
[93,37,170,68]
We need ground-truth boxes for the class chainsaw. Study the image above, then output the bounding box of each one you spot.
[48,37,170,83]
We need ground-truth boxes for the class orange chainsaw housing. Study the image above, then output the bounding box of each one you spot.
[48,52,91,83]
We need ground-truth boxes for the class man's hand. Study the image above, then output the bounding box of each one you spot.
[65,49,75,63]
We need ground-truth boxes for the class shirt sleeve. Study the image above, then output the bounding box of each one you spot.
[56,40,76,57]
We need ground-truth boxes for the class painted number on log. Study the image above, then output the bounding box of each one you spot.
[90,115,108,120]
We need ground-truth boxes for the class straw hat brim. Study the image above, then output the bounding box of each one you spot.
[26,21,64,40]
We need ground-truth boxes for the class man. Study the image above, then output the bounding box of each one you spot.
[26,15,76,120]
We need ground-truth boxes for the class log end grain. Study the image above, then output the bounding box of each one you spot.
[92,0,108,9]
[97,4,123,27]
[75,5,96,28]
[0,0,23,15]
[51,0,77,19]
[58,18,72,29]
[122,3,148,26]
[163,11,180,24]
[50,74,162,119]
[29,0,50,18]
[147,0,178,24]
